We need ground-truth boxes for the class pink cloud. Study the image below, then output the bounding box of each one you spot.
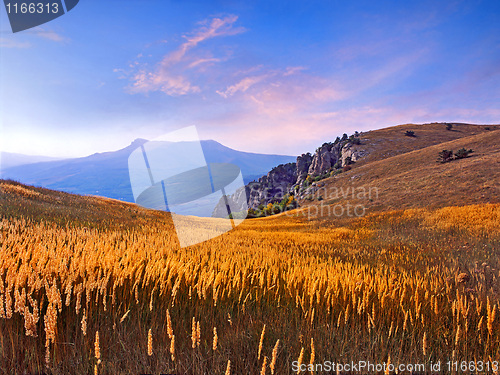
[187,57,224,69]
[216,74,271,98]
[283,66,307,76]
[127,15,245,96]
[216,65,346,111]
[131,70,200,96]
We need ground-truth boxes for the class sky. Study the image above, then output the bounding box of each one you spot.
[0,0,499,157]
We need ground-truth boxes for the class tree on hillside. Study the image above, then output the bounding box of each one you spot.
[437,149,454,163]
[454,148,473,160]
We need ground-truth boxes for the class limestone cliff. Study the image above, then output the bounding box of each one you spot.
[212,133,367,215]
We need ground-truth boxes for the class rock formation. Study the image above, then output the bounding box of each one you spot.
[212,134,367,215]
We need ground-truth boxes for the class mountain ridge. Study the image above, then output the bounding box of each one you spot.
[0,139,296,202]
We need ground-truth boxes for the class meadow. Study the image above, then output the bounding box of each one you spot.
[0,180,499,374]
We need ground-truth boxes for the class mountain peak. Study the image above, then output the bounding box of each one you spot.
[130,138,148,147]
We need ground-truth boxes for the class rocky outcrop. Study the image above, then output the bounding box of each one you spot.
[212,162,297,217]
[212,134,367,214]
[308,143,342,176]
[295,153,313,189]
[246,162,297,209]
[341,143,367,166]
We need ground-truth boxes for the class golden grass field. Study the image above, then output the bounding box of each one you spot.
[0,178,499,374]
[0,124,499,374]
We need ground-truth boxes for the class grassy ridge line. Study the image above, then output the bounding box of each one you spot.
[351,123,500,166]
[300,129,500,215]
[0,179,170,229]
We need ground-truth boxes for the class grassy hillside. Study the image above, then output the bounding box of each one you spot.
[298,125,500,217]
[1,181,500,374]
[352,122,499,165]
[0,179,169,229]
[0,122,499,374]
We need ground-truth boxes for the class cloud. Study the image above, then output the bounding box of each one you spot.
[131,69,201,96]
[187,57,223,69]
[1,27,68,48]
[216,74,270,98]
[127,15,245,96]
[216,66,347,119]
[158,15,242,67]
[0,37,31,48]
[32,27,67,42]
[283,66,307,76]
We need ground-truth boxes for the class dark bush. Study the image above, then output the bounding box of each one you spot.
[405,130,415,137]
[437,149,454,163]
[455,148,473,160]
[446,123,453,131]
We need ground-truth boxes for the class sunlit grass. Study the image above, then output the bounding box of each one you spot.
[0,199,499,374]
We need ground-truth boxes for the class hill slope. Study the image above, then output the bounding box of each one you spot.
[298,126,500,218]
[349,122,499,166]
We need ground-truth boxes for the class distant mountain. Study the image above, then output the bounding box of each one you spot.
[0,152,61,170]
[1,139,296,202]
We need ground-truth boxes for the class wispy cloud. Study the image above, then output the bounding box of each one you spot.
[131,70,201,96]
[126,15,245,96]
[187,57,224,69]
[217,65,347,118]
[0,37,31,48]
[216,73,271,98]
[1,27,68,48]
[32,27,67,42]
[165,14,245,65]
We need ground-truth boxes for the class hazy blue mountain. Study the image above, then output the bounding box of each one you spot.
[0,152,61,170]
[1,139,296,202]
